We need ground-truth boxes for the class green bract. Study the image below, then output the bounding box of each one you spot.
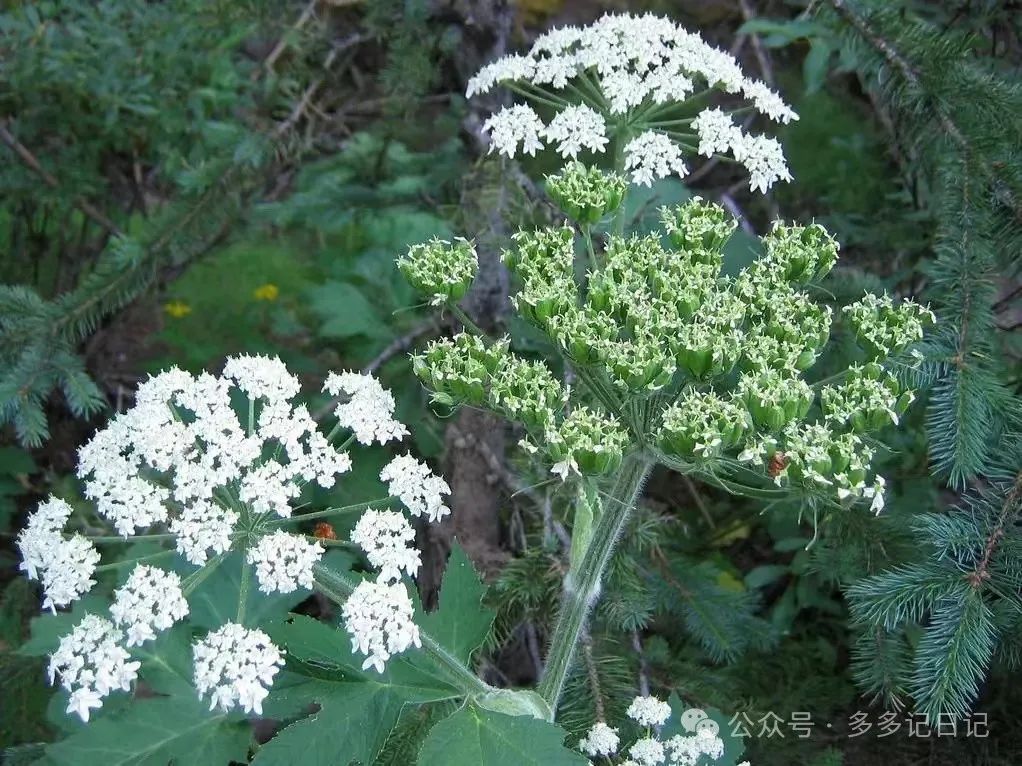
[399,237,478,305]
[546,162,627,225]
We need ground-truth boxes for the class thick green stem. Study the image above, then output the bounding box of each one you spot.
[312,564,492,698]
[181,552,228,597]
[268,497,393,526]
[236,558,252,626]
[84,533,176,544]
[94,549,176,572]
[537,452,652,714]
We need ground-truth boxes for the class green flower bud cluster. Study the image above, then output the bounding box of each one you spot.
[739,332,807,374]
[503,227,578,328]
[659,196,737,267]
[741,422,886,512]
[489,355,566,430]
[545,162,627,225]
[658,388,749,459]
[821,363,915,432]
[762,221,839,283]
[674,320,742,380]
[398,237,478,306]
[400,185,930,516]
[843,293,935,359]
[737,369,814,431]
[547,306,618,365]
[542,406,629,479]
[412,333,509,406]
[601,325,677,392]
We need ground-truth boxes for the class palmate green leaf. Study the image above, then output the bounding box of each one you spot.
[44,696,250,766]
[416,706,588,766]
[255,615,461,766]
[419,543,495,665]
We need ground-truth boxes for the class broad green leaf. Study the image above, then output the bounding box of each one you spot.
[307,281,387,340]
[133,625,195,697]
[416,706,587,766]
[45,696,249,766]
[179,551,308,631]
[419,543,494,665]
[255,615,459,766]
[18,595,109,657]
[803,40,833,94]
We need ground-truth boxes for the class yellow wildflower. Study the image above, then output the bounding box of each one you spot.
[164,300,192,318]
[253,283,280,302]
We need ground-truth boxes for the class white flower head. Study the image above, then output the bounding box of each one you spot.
[626,695,672,727]
[48,615,139,722]
[77,357,351,556]
[222,354,301,403]
[193,623,284,715]
[171,501,238,566]
[379,454,451,523]
[110,565,189,647]
[482,104,545,158]
[629,737,666,766]
[692,107,740,157]
[342,580,422,673]
[624,131,688,187]
[579,721,620,756]
[247,530,323,594]
[541,105,609,158]
[732,133,792,193]
[351,509,421,583]
[17,496,74,580]
[466,13,796,193]
[40,535,100,613]
[324,371,409,446]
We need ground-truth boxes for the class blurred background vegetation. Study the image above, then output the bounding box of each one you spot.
[0,1,1019,764]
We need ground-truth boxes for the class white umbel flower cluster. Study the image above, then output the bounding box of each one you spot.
[247,530,323,594]
[74,355,353,565]
[110,565,189,647]
[48,615,140,722]
[579,721,620,756]
[575,697,743,766]
[193,623,284,715]
[629,737,666,766]
[324,371,409,446]
[17,497,100,613]
[351,509,421,584]
[627,695,673,727]
[469,13,794,191]
[379,454,452,523]
[624,131,688,188]
[16,500,100,616]
[341,580,422,673]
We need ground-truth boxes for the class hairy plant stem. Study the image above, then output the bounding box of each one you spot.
[537,452,652,714]
[312,563,492,698]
